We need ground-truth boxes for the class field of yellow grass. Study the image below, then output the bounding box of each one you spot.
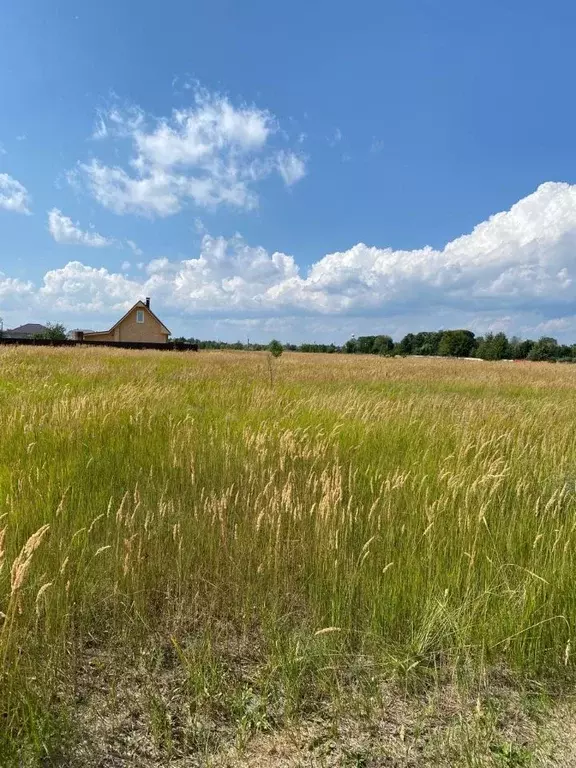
[2,347,576,766]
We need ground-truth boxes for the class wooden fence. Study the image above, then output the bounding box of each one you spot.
[0,337,198,352]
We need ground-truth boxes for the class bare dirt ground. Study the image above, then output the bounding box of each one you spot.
[69,644,576,767]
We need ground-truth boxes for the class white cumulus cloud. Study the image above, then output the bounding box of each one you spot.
[73,86,307,218]
[38,261,141,312]
[0,272,34,308]
[5,182,576,342]
[0,173,31,214]
[48,208,114,247]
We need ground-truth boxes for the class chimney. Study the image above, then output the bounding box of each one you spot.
[145,297,150,308]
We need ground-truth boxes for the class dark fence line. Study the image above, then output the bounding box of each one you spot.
[0,337,198,352]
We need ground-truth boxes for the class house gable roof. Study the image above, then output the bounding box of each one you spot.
[86,301,171,336]
[8,323,48,335]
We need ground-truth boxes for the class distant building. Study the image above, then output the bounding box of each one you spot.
[70,299,170,344]
[67,329,94,340]
[3,323,48,339]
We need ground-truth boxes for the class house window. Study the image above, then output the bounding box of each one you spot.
[136,310,144,323]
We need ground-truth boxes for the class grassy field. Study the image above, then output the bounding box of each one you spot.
[2,347,576,766]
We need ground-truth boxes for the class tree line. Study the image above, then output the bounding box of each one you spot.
[177,330,576,362]
[176,338,341,354]
[341,330,575,361]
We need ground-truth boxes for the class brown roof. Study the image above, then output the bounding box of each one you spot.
[7,323,48,335]
[85,301,171,336]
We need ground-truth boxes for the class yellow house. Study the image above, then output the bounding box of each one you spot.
[79,299,170,344]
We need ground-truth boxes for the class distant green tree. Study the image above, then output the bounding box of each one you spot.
[412,331,443,355]
[35,322,67,341]
[476,332,509,360]
[437,330,476,357]
[299,343,339,353]
[343,338,358,354]
[528,337,559,362]
[372,335,394,355]
[492,332,510,359]
[508,337,534,359]
[356,336,376,354]
[268,339,283,358]
[399,333,416,355]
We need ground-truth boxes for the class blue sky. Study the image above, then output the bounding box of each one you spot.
[2,0,576,342]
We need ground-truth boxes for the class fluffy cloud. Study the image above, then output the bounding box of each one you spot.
[139,180,576,319]
[144,234,300,313]
[0,173,31,214]
[6,182,576,341]
[38,261,141,312]
[74,87,307,217]
[48,208,114,247]
[0,273,34,309]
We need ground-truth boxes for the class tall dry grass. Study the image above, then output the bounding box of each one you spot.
[1,347,576,763]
